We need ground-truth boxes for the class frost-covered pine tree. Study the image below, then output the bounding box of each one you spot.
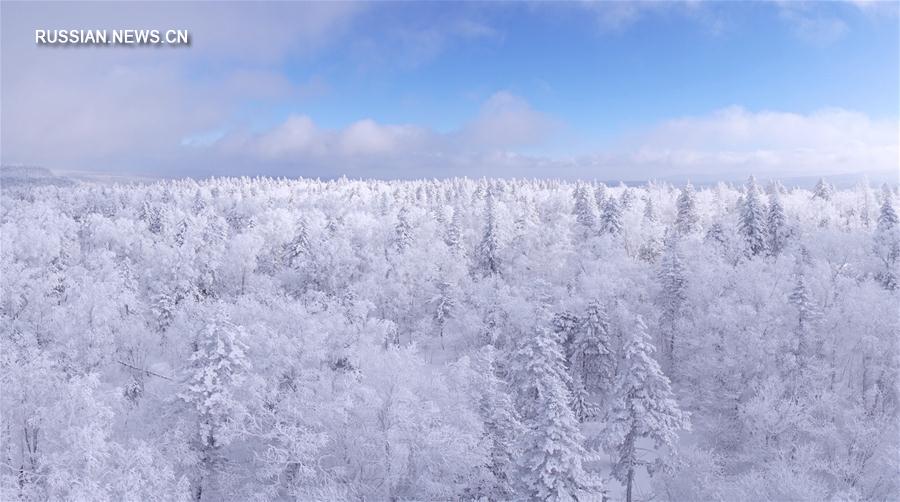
[444,206,463,253]
[858,179,874,229]
[599,197,623,236]
[767,191,788,257]
[477,190,503,276]
[813,177,833,201]
[475,347,524,499]
[512,322,599,500]
[432,278,455,349]
[643,195,657,223]
[568,300,614,410]
[282,217,311,268]
[738,176,768,256]
[877,185,898,233]
[180,307,250,501]
[674,183,699,235]
[657,235,687,369]
[594,183,608,209]
[874,186,899,290]
[620,187,636,211]
[394,205,412,253]
[572,184,597,238]
[787,259,819,376]
[603,315,688,502]
[704,220,726,248]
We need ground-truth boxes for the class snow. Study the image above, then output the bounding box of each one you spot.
[1,176,897,501]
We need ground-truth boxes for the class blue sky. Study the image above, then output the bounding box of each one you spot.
[2,1,898,180]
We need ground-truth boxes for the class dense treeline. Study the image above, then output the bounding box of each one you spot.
[1,175,898,501]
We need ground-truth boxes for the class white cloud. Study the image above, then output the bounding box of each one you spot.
[0,2,361,173]
[258,116,321,159]
[221,115,432,164]
[203,102,897,181]
[582,106,899,179]
[339,120,426,156]
[462,91,558,149]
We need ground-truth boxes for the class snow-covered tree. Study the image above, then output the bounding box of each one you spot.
[767,191,788,257]
[643,195,657,223]
[874,187,899,290]
[573,184,597,238]
[604,315,689,502]
[738,176,768,256]
[179,306,251,501]
[657,236,688,369]
[599,197,623,236]
[444,206,463,253]
[787,260,819,376]
[283,217,311,267]
[813,177,833,201]
[568,300,615,409]
[394,205,412,253]
[674,183,699,235]
[431,278,455,348]
[474,346,524,499]
[477,190,503,276]
[512,321,599,500]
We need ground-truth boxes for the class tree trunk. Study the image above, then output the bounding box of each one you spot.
[626,466,634,502]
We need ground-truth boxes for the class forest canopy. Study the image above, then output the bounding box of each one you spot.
[1,175,897,501]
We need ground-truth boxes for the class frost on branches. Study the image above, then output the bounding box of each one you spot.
[1,176,897,501]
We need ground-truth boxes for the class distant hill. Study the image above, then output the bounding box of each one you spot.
[0,165,75,188]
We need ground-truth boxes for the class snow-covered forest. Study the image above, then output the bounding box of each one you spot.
[1,175,898,501]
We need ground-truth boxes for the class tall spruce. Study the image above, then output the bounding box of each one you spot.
[573,184,597,238]
[874,186,899,289]
[568,301,615,416]
[738,176,768,256]
[767,191,788,257]
[477,190,503,276]
[604,315,688,502]
[674,183,699,235]
[657,235,688,369]
[599,197,623,236]
[512,322,599,500]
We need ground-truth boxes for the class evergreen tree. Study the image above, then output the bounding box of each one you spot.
[432,278,455,349]
[572,184,597,237]
[643,196,657,223]
[704,221,726,248]
[174,218,190,247]
[283,217,311,268]
[599,197,623,236]
[594,183,608,209]
[874,187,899,290]
[475,347,524,499]
[674,183,699,235]
[477,191,503,276]
[738,176,768,256]
[394,206,412,253]
[788,261,819,375]
[813,178,833,201]
[877,186,898,233]
[512,323,599,500]
[180,307,250,501]
[568,300,615,411]
[767,191,788,257]
[657,236,687,369]
[192,190,207,215]
[444,206,463,253]
[858,179,873,229]
[620,187,636,210]
[604,315,688,502]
